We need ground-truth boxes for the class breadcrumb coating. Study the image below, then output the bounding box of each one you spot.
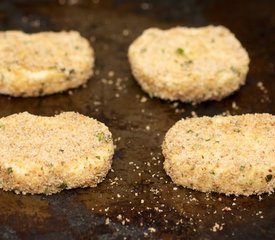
[0,31,94,97]
[0,112,114,195]
[128,25,250,103]
[162,114,275,196]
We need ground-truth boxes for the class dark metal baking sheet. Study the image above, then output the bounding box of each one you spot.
[0,0,274,239]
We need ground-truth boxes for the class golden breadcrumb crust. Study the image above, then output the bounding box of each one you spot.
[0,31,94,97]
[162,114,275,196]
[128,26,250,103]
[0,112,114,195]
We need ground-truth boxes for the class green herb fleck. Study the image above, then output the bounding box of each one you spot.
[176,48,185,55]
[205,138,211,141]
[0,123,5,129]
[44,187,49,194]
[265,174,273,183]
[240,166,245,171]
[96,156,101,159]
[201,155,204,159]
[58,183,67,190]
[7,167,13,174]
[187,129,193,133]
[193,144,200,149]
[75,46,80,50]
[210,170,215,175]
[0,73,5,81]
[96,132,105,141]
[233,129,241,133]
[230,66,241,76]
[96,132,112,143]
[141,48,147,53]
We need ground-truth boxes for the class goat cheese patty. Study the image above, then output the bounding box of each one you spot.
[0,31,94,97]
[0,112,114,195]
[128,26,250,103]
[162,114,275,196]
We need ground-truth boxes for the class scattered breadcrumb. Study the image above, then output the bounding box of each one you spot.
[141,2,151,10]
[145,125,151,131]
[257,81,268,94]
[211,223,225,232]
[191,111,198,118]
[231,101,239,110]
[108,71,115,77]
[148,227,157,233]
[122,29,130,37]
[105,218,110,225]
[140,96,148,103]
[222,207,232,212]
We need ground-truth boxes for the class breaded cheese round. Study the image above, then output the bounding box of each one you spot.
[0,112,114,195]
[0,31,94,97]
[162,114,275,196]
[128,26,250,103]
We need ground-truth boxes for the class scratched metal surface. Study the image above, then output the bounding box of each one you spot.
[0,0,274,239]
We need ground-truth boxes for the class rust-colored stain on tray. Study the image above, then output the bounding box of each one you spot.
[0,0,274,239]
